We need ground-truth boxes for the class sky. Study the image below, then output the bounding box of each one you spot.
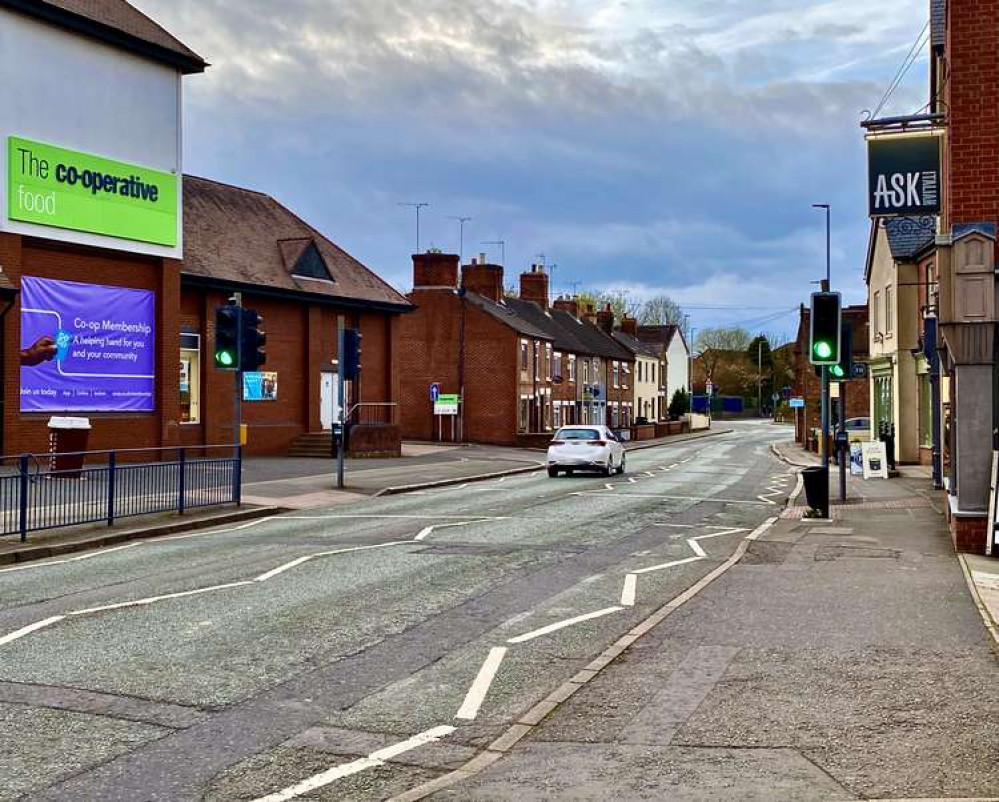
[136,0,930,341]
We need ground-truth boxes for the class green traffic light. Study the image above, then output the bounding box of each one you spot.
[216,350,235,367]
[830,364,845,378]
[813,341,833,360]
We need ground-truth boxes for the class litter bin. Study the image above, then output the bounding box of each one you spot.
[48,417,91,477]
[801,465,829,518]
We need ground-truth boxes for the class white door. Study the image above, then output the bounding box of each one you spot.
[320,372,339,431]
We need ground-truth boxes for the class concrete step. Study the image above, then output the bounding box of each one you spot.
[288,432,335,458]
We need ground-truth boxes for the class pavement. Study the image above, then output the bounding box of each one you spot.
[0,421,786,801]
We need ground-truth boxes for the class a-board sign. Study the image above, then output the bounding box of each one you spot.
[861,441,889,480]
[850,443,865,476]
[434,393,460,416]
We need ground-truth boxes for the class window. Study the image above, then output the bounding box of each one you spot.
[582,359,589,384]
[544,398,552,431]
[613,362,620,388]
[622,362,630,389]
[927,262,938,313]
[611,403,619,427]
[554,403,562,429]
[920,373,933,448]
[637,362,643,382]
[519,397,529,432]
[554,351,563,380]
[180,333,201,424]
[651,363,656,384]
[546,344,553,381]
[885,285,893,336]
[520,340,529,371]
[873,291,880,335]
[534,341,541,377]
[568,355,577,382]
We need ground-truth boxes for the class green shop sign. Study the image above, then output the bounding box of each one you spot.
[7,136,177,247]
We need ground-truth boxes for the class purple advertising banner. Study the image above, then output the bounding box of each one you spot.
[20,276,156,412]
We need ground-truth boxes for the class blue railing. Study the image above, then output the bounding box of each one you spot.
[0,445,241,542]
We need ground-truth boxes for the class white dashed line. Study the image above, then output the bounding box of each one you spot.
[507,606,623,644]
[632,556,703,575]
[69,581,255,616]
[620,574,637,607]
[414,526,435,541]
[456,647,508,720]
[0,543,140,574]
[686,538,707,558]
[253,725,456,802]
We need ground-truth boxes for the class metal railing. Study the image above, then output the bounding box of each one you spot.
[349,402,399,426]
[0,445,241,543]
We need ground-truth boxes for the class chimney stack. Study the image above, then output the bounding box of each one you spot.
[461,260,505,302]
[519,264,550,309]
[620,315,638,337]
[596,303,615,334]
[553,296,579,318]
[412,253,459,290]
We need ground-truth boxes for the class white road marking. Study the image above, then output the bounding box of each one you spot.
[507,606,623,644]
[628,477,638,484]
[456,647,507,720]
[253,725,456,802]
[686,539,707,558]
[69,581,255,615]
[414,526,435,541]
[0,616,65,646]
[632,556,703,575]
[253,541,413,582]
[690,527,749,541]
[604,483,615,491]
[620,574,638,607]
[0,543,140,574]
[644,471,656,477]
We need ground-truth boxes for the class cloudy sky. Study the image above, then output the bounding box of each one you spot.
[138,0,929,338]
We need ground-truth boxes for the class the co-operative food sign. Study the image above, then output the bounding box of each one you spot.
[20,276,156,412]
[7,136,177,246]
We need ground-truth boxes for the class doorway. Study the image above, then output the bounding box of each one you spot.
[320,372,340,431]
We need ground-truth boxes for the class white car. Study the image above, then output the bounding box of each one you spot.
[547,426,626,478]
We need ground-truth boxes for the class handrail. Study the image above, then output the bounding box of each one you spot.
[0,444,238,463]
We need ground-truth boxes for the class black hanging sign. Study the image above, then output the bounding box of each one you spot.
[868,134,942,217]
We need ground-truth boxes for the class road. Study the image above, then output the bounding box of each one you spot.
[0,421,792,801]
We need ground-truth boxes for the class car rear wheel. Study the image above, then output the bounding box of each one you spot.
[601,462,612,477]
[548,467,559,478]
[616,455,626,475]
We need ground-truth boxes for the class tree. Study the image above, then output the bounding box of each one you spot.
[639,296,684,326]
[668,388,690,419]
[747,335,776,409]
[577,291,631,320]
[695,327,751,382]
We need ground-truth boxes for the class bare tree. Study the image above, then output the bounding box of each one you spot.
[695,327,752,381]
[638,295,684,326]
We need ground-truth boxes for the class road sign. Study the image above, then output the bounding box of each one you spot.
[850,362,868,380]
[705,381,714,396]
[430,383,441,403]
[434,394,460,415]
[789,398,805,409]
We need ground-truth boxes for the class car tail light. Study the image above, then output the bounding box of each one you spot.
[587,441,607,446]
[550,440,564,446]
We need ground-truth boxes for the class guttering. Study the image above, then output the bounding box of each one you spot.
[861,113,946,132]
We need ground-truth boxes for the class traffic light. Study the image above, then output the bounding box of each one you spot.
[240,309,267,372]
[342,329,362,380]
[810,291,841,365]
[829,323,853,382]
[214,304,240,370]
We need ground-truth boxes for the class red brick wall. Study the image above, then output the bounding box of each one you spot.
[2,234,178,457]
[945,0,999,236]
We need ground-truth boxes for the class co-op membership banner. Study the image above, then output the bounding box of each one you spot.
[20,276,156,412]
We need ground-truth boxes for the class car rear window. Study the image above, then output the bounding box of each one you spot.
[556,428,601,441]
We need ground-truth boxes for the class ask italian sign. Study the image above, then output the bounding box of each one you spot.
[867,134,941,217]
[7,136,178,247]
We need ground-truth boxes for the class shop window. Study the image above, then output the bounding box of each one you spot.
[180,333,201,424]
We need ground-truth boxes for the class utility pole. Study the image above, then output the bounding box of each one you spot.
[482,240,505,266]
[399,202,429,253]
[447,216,472,265]
[757,336,763,417]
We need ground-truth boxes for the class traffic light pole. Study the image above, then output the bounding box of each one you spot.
[232,293,243,506]
[336,319,346,490]
[839,384,847,501]
[819,279,830,472]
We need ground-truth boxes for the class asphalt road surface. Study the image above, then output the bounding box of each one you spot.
[0,421,793,801]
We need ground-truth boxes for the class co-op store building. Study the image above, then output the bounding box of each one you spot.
[0,0,410,458]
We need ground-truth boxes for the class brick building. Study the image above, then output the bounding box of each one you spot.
[396,256,634,446]
[792,304,870,449]
[0,0,408,458]
[613,318,668,422]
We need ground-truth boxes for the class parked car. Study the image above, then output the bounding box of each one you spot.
[844,417,872,441]
[547,426,626,478]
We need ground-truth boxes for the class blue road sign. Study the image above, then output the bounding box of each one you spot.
[850,363,868,380]
[789,398,805,409]
[430,383,441,402]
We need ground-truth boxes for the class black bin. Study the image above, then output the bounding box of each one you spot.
[801,465,829,517]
